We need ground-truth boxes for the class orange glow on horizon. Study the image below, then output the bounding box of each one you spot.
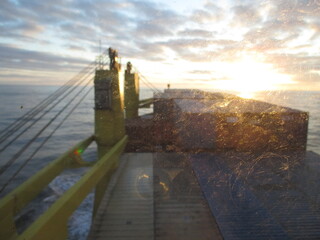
[211,53,295,94]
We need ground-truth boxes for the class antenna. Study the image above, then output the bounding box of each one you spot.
[99,39,102,69]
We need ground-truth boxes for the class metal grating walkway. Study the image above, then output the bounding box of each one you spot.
[88,153,154,240]
[88,153,222,240]
[153,153,223,240]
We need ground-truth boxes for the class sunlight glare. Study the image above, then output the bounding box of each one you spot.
[213,53,295,95]
[238,91,255,99]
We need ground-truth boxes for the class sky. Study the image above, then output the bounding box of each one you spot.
[0,0,319,93]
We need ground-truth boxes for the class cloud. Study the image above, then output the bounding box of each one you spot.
[231,4,262,27]
[178,28,215,38]
[264,52,320,87]
[189,70,213,75]
[133,20,173,38]
[192,1,225,24]
[0,43,89,72]
[0,0,319,89]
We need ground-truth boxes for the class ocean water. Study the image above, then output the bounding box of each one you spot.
[0,84,154,239]
[0,85,319,238]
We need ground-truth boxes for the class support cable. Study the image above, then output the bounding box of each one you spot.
[0,63,95,144]
[140,77,160,93]
[0,70,92,146]
[0,62,93,136]
[0,69,94,153]
[0,47,109,143]
[138,71,161,92]
[0,77,93,176]
[0,86,93,193]
[134,68,161,93]
[141,76,161,93]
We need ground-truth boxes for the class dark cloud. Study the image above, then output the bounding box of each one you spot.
[133,41,166,61]
[178,29,215,38]
[192,1,225,23]
[66,44,88,52]
[154,38,220,62]
[272,0,320,17]
[264,53,320,86]
[191,9,216,23]
[129,3,185,40]
[0,43,89,72]
[231,4,262,27]
[133,20,173,38]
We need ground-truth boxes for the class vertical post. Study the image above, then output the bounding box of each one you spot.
[124,62,140,119]
[0,213,17,240]
[93,48,125,216]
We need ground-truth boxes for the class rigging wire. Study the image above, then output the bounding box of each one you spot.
[0,77,93,176]
[0,86,93,193]
[140,77,159,93]
[0,48,110,175]
[0,63,95,144]
[0,47,161,190]
[133,67,161,93]
[141,77,160,93]
[0,44,111,142]
[0,69,95,153]
[0,62,93,135]
[0,69,94,146]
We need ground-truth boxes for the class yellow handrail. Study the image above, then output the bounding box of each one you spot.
[18,135,127,240]
[139,98,153,104]
[139,98,154,108]
[0,135,94,240]
[0,135,127,240]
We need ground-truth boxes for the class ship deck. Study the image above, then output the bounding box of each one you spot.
[88,151,320,240]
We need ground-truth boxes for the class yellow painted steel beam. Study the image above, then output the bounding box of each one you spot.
[94,69,124,158]
[139,98,154,108]
[0,136,94,240]
[124,72,139,119]
[94,68,125,216]
[139,98,153,104]
[17,135,127,240]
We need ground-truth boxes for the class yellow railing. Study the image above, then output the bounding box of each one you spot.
[0,135,128,240]
[139,98,154,108]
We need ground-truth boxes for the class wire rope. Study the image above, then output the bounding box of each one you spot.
[134,68,161,93]
[0,77,93,176]
[0,63,95,144]
[0,86,93,193]
[0,69,94,153]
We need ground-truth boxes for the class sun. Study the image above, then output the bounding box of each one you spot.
[213,53,295,98]
[238,91,255,99]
